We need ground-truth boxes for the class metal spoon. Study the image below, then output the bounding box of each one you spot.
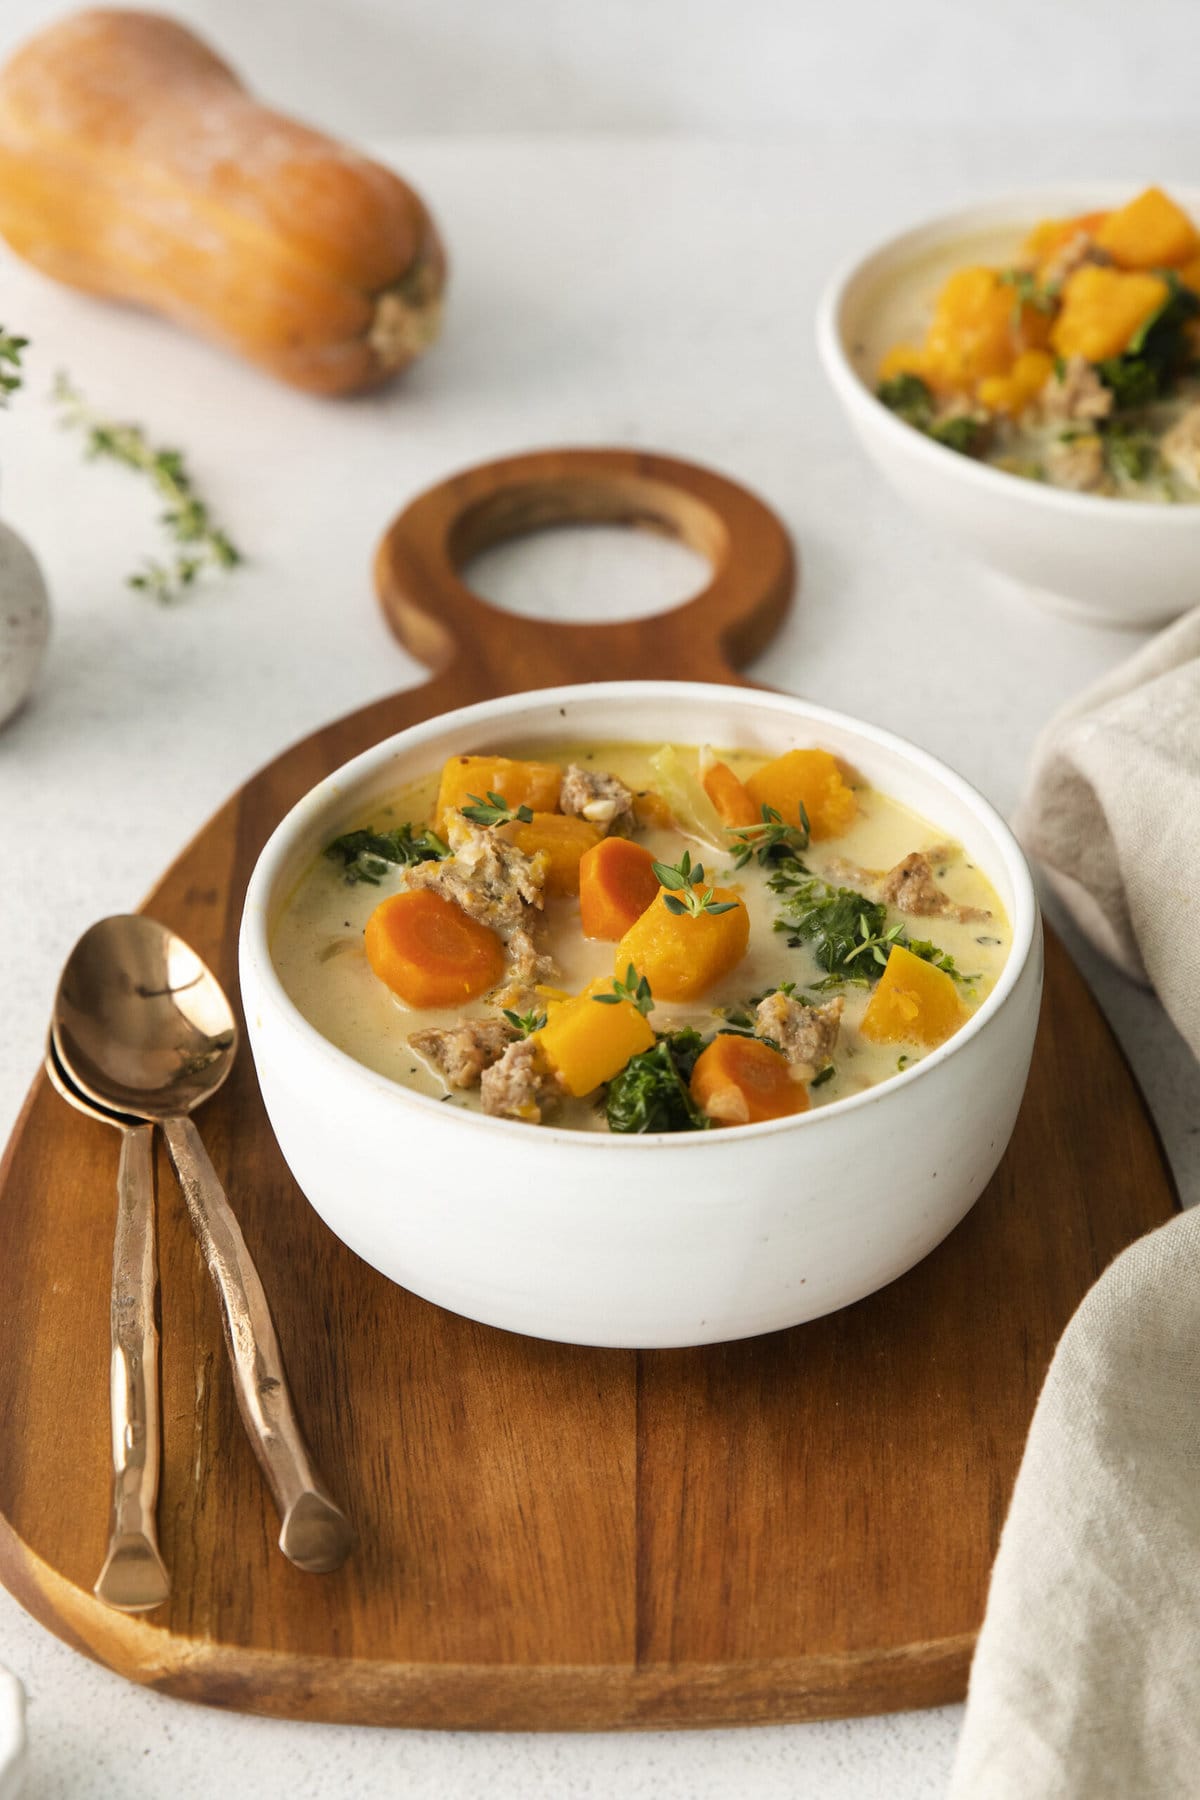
[45,1035,170,1613]
[53,915,352,1576]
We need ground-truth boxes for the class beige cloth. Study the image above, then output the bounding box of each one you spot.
[1013,606,1200,1057]
[950,610,1200,1797]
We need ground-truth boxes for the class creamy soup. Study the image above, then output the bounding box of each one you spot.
[868,187,1200,502]
[272,741,1010,1133]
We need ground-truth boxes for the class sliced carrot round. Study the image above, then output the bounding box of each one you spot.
[702,760,759,828]
[579,837,661,940]
[690,1034,809,1127]
[364,890,505,1009]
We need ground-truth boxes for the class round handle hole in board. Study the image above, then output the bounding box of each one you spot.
[461,521,713,625]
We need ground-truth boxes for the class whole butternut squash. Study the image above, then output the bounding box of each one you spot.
[0,10,446,395]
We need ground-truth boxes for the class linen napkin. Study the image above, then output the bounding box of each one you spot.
[1012,604,1200,1057]
[949,607,1200,1798]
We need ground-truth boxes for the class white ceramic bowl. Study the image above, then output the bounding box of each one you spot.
[817,185,1200,628]
[240,681,1042,1349]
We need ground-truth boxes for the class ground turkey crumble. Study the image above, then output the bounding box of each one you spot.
[879,851,991,924]
[480,1038,563,1122]
[408,1018,517,1088]
[1035,232,1110,292]
[559,763,635,831]
[1038,356,1113,427]
[1042,432,1105,492]
[405,815,552,999]
[754,993,843,1079]
[1161,403,1200,485]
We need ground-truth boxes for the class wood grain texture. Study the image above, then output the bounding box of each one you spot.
[0,448,1179,1729]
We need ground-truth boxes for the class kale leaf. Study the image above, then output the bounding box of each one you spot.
[877,373,934,429]
[878,372,989,459]
[324,823,449,885]
[1098,273,1200,410]
[604,1029,710,1134]
[1102,420,1160,483]
[929,414,990,456]
[772,871,974,987]
[771,870,889,980]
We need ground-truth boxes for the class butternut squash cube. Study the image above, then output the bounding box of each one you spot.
[1094,187,1199,270]
[505,812,601,896]
[631,788,674,830]
[534,977,654,1097]
[860,944,964,1048]
[878,342,929,383]
[978,349,1055,417]
[921,266,1051,393]
[434,755,562,833]
[1050,266,1169,362]
[616,887,749,1003]
[1022,210,1110,265]
[744,748,857,841]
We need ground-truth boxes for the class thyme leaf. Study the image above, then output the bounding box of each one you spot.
[998,267,1059,326]
[728,803,811,869]
[53,372,242,601]
[0,328,28,407]
[651,849,738,917]
[594,965,654,1017]
[460,791,535,827]
[502,1007,548,1037]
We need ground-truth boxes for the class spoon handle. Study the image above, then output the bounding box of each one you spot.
[94,1121,170,1613]
[160,1114,353,1574]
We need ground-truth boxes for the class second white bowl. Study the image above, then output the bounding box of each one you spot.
[817,186,1200,629]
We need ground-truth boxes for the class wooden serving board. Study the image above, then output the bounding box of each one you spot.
[0,449,1178,1729]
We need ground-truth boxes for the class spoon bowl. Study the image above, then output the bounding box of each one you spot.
[54,915,237,1120]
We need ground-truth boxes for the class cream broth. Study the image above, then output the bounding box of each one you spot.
[272,742,1009,1131]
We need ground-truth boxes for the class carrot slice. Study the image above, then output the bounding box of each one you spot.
[689,1035,809,1127]
[579,838,661,939]
[364,891,505,1009]
[702,760,759,828]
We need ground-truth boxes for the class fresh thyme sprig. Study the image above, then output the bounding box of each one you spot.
[728,803,811,869]
[594,964,654,1016]
[843,918,907,971]
[460,791,535,828]
[52,372,242,602]
[651,849,738,918]
[502,1007,548,1036]
[998,267,1059,327]
[0,329,28,407]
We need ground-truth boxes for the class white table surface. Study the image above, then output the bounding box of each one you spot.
[2,129,1199,1800]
